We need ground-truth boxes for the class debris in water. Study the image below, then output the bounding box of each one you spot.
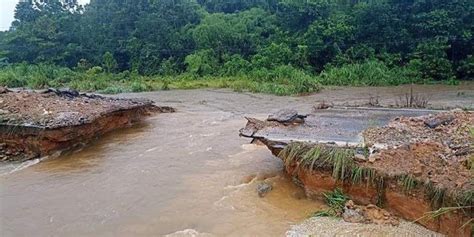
[256,182,273,198]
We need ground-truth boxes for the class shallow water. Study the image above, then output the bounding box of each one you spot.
[1,85,472,236]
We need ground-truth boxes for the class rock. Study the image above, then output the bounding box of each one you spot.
[58,88,80,98]
[257,182,273,198]
[354,154,366,161]
[424,114,455,128]
[345,200,356,209]
[157,106,176,113]
[240,117,267,137]
[343,200,366,223]
[0,87,10,94]
[342,207,366,223]
[267,109,307,124]
[413,168,423,177]
[45,88,80,98]
[454,147,471,156]
[366,204,377,209]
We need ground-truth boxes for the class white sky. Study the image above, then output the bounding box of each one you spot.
[0,0,90,31]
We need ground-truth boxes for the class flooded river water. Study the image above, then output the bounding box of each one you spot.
[1,84,473,236]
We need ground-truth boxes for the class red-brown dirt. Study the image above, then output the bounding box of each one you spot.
[289,166,471,236]
[0,88,174,161]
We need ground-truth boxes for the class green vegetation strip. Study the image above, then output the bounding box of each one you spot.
[1,0,472,94]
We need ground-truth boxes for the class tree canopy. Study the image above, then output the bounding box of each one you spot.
[0,0,473,82]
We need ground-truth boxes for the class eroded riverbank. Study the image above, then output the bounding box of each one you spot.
[0,88,172,162]
[1,85,473,236]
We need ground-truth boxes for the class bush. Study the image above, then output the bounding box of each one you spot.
[457,55,474,80]
[408,39,455,81]
[318,60,421,86]
[185,49,219,76]
[0,63,79,89]
[221,54,251,76]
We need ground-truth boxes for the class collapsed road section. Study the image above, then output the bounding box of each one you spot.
[0,87,174,162]
[240,108,473,236]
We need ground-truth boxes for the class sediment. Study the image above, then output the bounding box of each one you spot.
[240,109,473,237]
[0,87,174,162]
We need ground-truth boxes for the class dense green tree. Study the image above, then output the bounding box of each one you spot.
[457,55,474,80]
[305,13,354,70]
[127,0,202,75]
[185,49,219,76]
[103,52,118,73]
[408,39,455,81]
[0,0,472,84]
[197,0,278,13]
[276,0,332,32]
[192,8,276,58]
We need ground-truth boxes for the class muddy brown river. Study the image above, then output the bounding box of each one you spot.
[1,84,473,236]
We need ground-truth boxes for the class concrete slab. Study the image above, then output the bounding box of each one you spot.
[248,107,437,146]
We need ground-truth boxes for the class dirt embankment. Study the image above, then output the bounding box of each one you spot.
[0,87,174,162]
[240,109,473,237]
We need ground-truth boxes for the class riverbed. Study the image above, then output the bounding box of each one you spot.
[1,84,472,236]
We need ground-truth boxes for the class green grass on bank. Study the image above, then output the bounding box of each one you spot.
[0,63,459,96]
[0,64,322,96]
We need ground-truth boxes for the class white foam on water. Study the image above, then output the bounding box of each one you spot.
[1,158,40,176]
[165,229,213,237]
[145,147,159,153]
[224,176,257,190]
[0,151,62,176]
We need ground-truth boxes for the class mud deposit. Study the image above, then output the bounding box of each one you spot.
[1,85,473,236]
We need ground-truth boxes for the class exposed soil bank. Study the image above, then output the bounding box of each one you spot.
[0,88,173,162]
[241,110,473,236]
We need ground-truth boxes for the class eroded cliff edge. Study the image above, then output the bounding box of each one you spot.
[240,108,473,237]
[0,87,174,162]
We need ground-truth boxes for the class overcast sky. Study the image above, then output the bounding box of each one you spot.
[0,0,90,31]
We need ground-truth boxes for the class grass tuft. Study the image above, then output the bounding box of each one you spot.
[414,206,473,228]
[313,188,349,217]
[399,175,417,193]
[280,143,356,181]
[350,166,376,187]
[425,182,447,209]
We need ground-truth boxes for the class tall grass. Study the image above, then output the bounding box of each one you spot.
[0,60,450,95]
[0,64,321,96]
[317,60,422,86]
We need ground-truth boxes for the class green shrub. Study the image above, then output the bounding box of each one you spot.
[318,60,422,86]
[185,49,219,76]
[221,54,251,76]
[100,86,124,94]
[313,188,349,217]
[408,39,455,81]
